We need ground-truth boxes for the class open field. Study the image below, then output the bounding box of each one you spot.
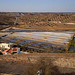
[0,53,75,74]
[16,13,75,30]
[0,13,75,30]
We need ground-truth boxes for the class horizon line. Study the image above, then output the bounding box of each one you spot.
[0,11,75,13]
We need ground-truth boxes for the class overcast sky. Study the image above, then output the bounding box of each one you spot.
[0,0,75,12]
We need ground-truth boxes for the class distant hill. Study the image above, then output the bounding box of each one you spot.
[0,13,16,25]
[0,13,75,29]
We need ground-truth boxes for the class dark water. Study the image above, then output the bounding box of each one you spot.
[69,37,75,51]
[69,46,75,51]
[7,29,46,32]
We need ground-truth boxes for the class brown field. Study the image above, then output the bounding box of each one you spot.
[0,53,75,75]
[0,13,75,30]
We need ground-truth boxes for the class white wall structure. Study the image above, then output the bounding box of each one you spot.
[0,43,13,50]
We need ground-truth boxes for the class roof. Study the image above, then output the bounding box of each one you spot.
[2,49,9,53]
[8,49,13,53]
[13,48,17,52]
[2,48,18,54]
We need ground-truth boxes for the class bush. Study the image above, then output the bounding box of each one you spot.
[67,35,75,52]
[22,58,60,75]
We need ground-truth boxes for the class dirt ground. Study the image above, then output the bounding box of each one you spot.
[0,13,75,30]
[16,24,75,30]
[0,53,75,74]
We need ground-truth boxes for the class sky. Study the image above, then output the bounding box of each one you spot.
[0,0,75,12]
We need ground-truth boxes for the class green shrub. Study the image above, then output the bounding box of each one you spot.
[66,35,75,52]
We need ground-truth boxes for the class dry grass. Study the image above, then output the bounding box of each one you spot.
[16,13,75,29]
[0,53,75,75]
[0,13,75,30]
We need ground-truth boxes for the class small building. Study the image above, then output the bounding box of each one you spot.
[0,43,14,50]
[0,43,18,51]
[2,48,20,55]
[12,48,20,54]
[0,43,20,55]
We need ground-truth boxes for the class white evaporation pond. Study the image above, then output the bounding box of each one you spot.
[9,32,74,45]
[0,33,9,35]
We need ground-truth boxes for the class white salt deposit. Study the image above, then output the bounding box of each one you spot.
[8,32,74,45]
